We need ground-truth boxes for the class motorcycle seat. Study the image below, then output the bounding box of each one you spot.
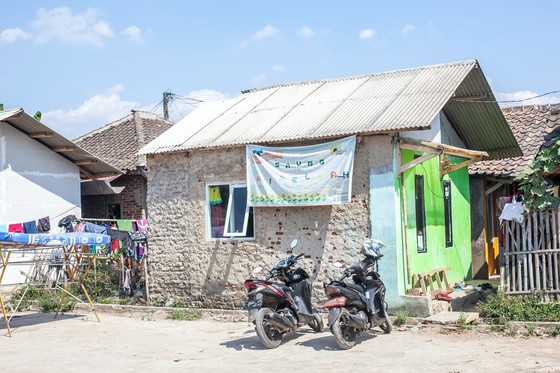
[346,283,365,292]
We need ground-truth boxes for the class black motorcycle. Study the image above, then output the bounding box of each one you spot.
[243,239,323,349]
[322,239,392,350]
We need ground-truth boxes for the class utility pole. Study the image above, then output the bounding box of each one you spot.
[163,91,171,120]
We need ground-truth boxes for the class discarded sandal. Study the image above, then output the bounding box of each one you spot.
[435,293,453,302]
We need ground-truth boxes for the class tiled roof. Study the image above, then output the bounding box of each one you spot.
[469,104,560,178]
[74,111,172,173]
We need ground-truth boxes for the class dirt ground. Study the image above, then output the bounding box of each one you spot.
[1,310,559,373]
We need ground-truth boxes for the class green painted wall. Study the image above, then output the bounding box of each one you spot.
[400,149,472,287]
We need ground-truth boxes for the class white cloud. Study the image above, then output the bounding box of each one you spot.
[359,28,376,40]
[121,26,143,43]
[251,24,279,41]
[496,90,560,106]
[153,89,232,123]
[298,26,315,38]
[42,85,140,139]
[0,28,32,45]
[402,24,415,35]
[42,87,233,137]
[31,7,114,46]
[272,64,285,73]
[238,24,280,48]
[251,74,266,85]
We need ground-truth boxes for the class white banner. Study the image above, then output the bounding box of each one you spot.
[246,136,356,206]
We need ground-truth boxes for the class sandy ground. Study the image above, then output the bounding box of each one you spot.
[1,311,559,373]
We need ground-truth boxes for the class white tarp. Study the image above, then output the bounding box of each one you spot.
[246,136,356,206]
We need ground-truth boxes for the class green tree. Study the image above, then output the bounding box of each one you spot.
[516,137,560,211]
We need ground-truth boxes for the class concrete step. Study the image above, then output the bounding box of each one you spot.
[423,311,479,325]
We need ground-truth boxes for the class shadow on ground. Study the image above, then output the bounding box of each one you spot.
[0,312,88,337]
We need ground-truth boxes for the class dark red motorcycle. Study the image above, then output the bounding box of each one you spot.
[322,239,392,350]
[243,239,323,348]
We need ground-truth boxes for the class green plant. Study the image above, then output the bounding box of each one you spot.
[516,137,560,211]
[476,291,560,323]
[547,326,560,337]
[394,307,417,327]
[170,299,188,308]
[490,323,505,333]
[456,312,474,331]
[168,308,202,321]
[525,324,536,336]
[81,260,119,300]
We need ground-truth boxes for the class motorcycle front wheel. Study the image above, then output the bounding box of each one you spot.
[255,307,283,349]
[308,312,324,332]
[331,308,357,350]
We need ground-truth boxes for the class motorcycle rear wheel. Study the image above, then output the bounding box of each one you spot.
[308,313,324,332]
[331,308,357,350]
[379,301,392,334]
[255,307,283,349]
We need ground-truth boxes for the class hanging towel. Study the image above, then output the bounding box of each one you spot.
[499,202,525,223]
[8,223,24,233]
[0,224,6,232]
[116,219,134,232]
[23,220,38,233]
[134,219,148,232]
[84,221,108,235]
[37,216,50,232]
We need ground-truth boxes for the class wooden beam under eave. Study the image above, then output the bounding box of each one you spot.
[29,132,53,138]
[440,157,482,177]
[399,152,440,175]
[52,146,76,152]
[93,172,121,179]
[80,170,96,181]
[74,159,98,165]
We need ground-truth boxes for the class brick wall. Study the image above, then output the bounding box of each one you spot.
[81,174,147,219]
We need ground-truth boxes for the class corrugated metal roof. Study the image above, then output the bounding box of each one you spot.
[140,60,521,160]
[0,108,121,181]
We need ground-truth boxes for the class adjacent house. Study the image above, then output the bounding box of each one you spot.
[469,104,560,279]
[74,110,172,219]
[0,107,120,283]
[139,60,521,315]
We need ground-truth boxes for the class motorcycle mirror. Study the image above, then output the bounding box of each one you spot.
[290,239,298,250]
[252,266,263,274]
[331,262,344,268]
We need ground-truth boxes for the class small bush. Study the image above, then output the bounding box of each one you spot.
[171,299,188,308]
[394,307,417,327]
[168,309,202,321]
[476,291,560,322]
[456,312,474,331]
[547,326,560,337]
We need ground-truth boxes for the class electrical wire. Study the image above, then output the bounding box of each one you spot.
[452,90,560,104]
[498,90,560,103]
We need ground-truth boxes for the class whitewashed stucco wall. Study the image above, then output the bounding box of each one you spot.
[146,135,394,308]
[0,122,82,284]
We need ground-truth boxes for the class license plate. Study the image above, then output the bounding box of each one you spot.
[243,299,262,310]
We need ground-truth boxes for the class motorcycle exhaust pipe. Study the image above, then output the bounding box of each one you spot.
[265,313,296,332]
[346,312,369,329]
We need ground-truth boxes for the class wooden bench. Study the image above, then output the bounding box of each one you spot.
[412,268,451,297]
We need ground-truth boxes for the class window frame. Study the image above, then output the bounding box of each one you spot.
[443,179,453,247]
[414,174,427,253]
[205,182,255,241]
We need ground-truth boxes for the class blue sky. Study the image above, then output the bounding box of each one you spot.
[1,1,559,139]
